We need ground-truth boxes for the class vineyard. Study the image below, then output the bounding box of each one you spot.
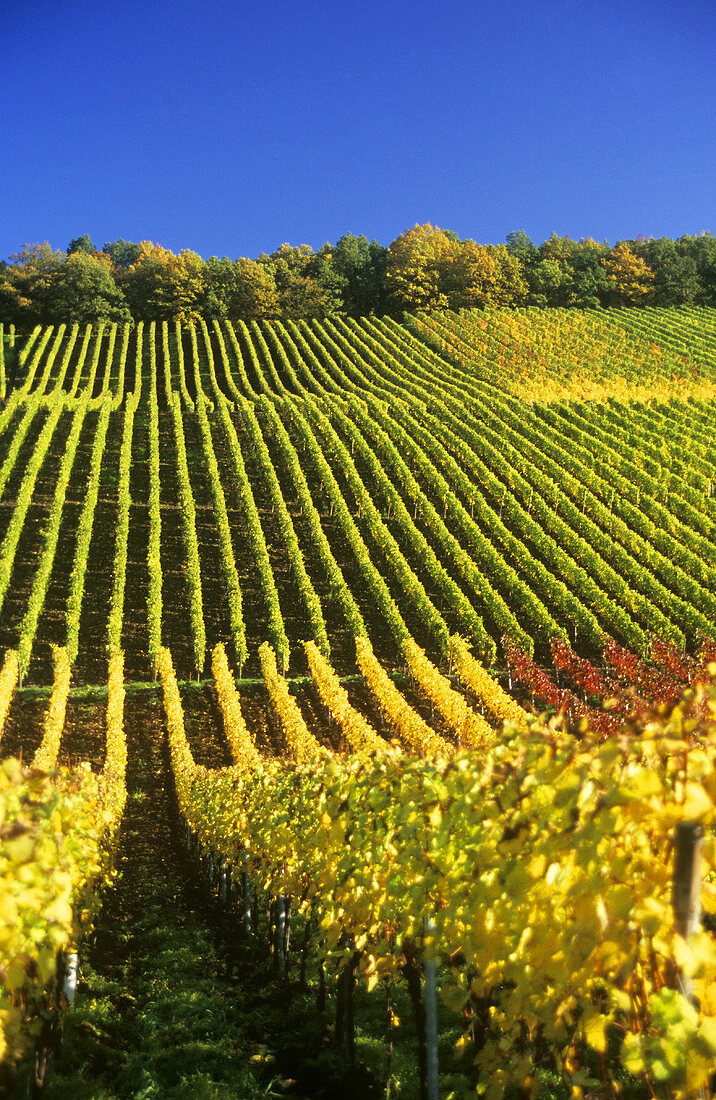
[3,306,716,1097]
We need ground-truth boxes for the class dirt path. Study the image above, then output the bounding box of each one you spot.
[40,693,380,1100]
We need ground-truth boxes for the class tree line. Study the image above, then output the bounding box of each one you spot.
[1,224,715,327]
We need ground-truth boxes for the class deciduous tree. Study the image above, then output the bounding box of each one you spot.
[203,256,278,319]
[602,241,654,305]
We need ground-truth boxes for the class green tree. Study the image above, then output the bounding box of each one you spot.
[303,243,347,315]
[332,233,387,316]
[628,236,701,305]
[682,232,716,305]
[102,239,143,269]
[203,256,278,319]
[505,230,539,272]
[258,243,338,318]
[67,234,97,255]
[528,235,609,308]
[43,251,130,323]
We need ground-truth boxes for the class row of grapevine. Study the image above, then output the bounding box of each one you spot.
[32,647,72,770]
[239,397,329,654]
[17,398,92,675]
[258,641,326,762]
[107,395,136,654]
[1,651,127,1069]
[147,323,163,668]
[0,399,65,624]
[219,319,258,400]
[215,396,290,669]
[355,635,450,756]
[0,395,49,503]
[324,397,490,655]
[65,400,111,665]
[168,390,206,674]
[255,397,365,638]
[303,639,386,754]
[302,398,450,655]
[0,650,18,741]
[403,638,494,749]
[533,401,716,581]
[211,642,260,768]
[158,638,716,1097]
[283,398,410,650]
[194,397,248,670]
[477,398,716,637]
[346,396,530,657]
[449,635,529,727]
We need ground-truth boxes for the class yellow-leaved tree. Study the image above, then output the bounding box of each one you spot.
[121,242,206,322]
[602,241,655,305]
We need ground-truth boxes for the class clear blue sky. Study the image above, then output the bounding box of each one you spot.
[2,0,714,261]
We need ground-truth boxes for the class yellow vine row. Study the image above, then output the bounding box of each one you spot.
[304,640,388,756]
[403,638,495,750]
[33,648,71,771]
[211,643,260,770]
[1,653,128,1068]
[103,651,127,817]
[0,650,18,747]
[259,642,327,764]
[450,634,529,730]
[355,636,450,757]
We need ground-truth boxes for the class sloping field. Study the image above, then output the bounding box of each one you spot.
[3,308,716,1098]
[2,307,716,687]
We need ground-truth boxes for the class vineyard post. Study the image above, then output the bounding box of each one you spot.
[62,951,79,1006]
[299,914,311,989]
[423,916,440,1100]
[386,981,394,1098]
[402,938,428,1100]
[242,871,252,934]
[276,895,287,977]
[672,821,704,1001]
[336,941,360,1062]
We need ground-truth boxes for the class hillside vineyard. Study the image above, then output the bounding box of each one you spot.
[4,307,716,1097]
[2,306,716,684]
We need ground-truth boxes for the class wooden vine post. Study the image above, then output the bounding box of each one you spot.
[671,821,704,1002]
[423,916,440,1100]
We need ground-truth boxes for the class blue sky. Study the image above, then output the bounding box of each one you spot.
[1,0,714,261]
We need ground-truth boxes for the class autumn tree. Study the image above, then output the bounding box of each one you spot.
[384,223,460,311]
[602,241,654,306]
[120,243,205,321]
[385,225,529,312]
[0,243,67,326]
[488,244,530,306]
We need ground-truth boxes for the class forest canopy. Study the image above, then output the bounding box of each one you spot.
[1,225,715,327]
